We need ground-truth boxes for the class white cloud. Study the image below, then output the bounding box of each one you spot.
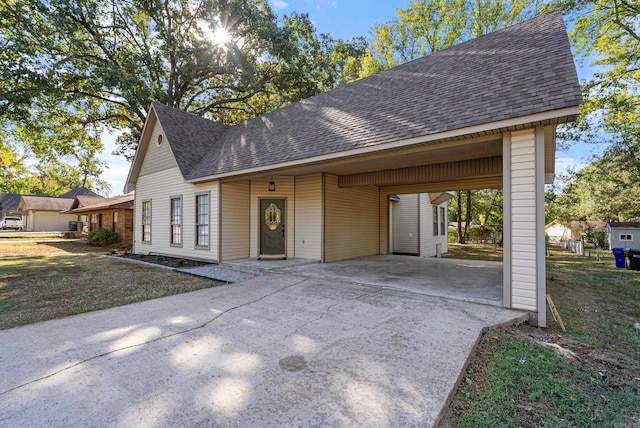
[271,0,288,10]
[331,1,337,7]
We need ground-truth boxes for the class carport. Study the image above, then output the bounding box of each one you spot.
[127,12,581,327]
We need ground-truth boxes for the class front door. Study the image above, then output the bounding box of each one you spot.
[260,199,285,256]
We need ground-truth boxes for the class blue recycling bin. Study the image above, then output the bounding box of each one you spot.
[612,247,626,268]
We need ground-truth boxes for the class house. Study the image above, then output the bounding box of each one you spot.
[124,12,582,326]
[389,193,451,256]
[606,222,640,250]
[1,187,102,228]
[545,220,606,243]
[17,196,76,232]
[64,195,134,246]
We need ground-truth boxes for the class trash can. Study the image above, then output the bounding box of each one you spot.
[612,247,626,268]
[624,249,640,271]
[68,221,78,231]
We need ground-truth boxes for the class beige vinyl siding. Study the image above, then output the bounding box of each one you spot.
[135,167,219,261]
[139,120,178,176]
[419,196,448,257]
[392,194,419,255]
[324,174,379,262]
[250,177,295,258]
[220,181,250,261]
[508,129,538,311]
[294,174,323,260]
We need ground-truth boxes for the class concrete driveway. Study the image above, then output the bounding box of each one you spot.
[0,272,525,427]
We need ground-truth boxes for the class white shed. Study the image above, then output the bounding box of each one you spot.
[606,222,640,249]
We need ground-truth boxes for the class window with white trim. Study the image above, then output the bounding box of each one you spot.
[195,193,209,248]
[433,206,439,236]
[142,200,152,243]
[620,234,633,241]
[170,196,182,246]
[440,206,446,236]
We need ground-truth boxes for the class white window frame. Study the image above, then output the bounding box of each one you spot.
[195,192,210,249]
[142,200,152,244]
[433,206,439,236]
[619,233,633,241]
[170,195,183,247]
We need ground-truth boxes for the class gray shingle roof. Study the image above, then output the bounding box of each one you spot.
[59,187,102,199]
[20,196,74,211]
[0,194,23,212]
[154,11,581,181]
[151,102,229,179]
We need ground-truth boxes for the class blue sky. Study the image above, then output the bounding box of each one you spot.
[100,1,596,195]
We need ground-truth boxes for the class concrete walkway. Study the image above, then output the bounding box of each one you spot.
[0,273,525,427]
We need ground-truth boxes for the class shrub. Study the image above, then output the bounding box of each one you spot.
[88,228,120,246]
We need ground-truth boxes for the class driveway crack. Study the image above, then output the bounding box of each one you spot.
[0,277,309,397]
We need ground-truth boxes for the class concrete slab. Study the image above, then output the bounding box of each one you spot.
[0,273,524,427]
[281,255,504,306]
[225,257,319,271]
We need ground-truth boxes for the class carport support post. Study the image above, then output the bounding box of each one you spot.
[502,128,546,327]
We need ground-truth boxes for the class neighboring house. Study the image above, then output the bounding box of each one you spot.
[1,187,101,226]
[17,196,76,232]
[124,12,582,326]
[546,220,606,243]
[606,222,640,250]
[64,195,134,246]
[389,193,451,256]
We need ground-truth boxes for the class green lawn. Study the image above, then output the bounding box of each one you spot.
[0,241,221,330]
[441,247,640,427]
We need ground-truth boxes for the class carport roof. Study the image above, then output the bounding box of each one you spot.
[128,11,581,189]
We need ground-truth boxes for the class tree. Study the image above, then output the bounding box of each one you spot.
[0,0,365,160]
[551,0,640,176]
[370,0,540,68]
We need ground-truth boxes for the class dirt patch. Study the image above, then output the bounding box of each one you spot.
[118,253,213,269]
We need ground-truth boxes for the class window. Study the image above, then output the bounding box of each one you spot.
[196,193,209,248]
[433,206,439,236]
[440,206,446,236]
[142,200,152,243]
[170,196,182,246]
[620,234,633,241]
[90,214,98,232]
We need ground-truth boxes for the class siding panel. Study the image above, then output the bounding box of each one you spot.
[139,121,178,176]
[135,167,219,261]
[221,181,250,261]
[294,174,323,260]
[324,174,379,262]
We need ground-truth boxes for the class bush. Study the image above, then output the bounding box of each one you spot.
[88,228,120,246]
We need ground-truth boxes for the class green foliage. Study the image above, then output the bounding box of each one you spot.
[0,0,365,159]
[460,334,640,427]
[88,228,120,246]
[370,0,540,68]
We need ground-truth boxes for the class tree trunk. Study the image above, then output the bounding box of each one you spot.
[463,190,472,242]
[457,191,465,244]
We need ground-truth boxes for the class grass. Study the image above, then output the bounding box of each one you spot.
[444,242,503,261]
[441,246,640,427]
[0,241,222,330]
[457,333,639,427]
